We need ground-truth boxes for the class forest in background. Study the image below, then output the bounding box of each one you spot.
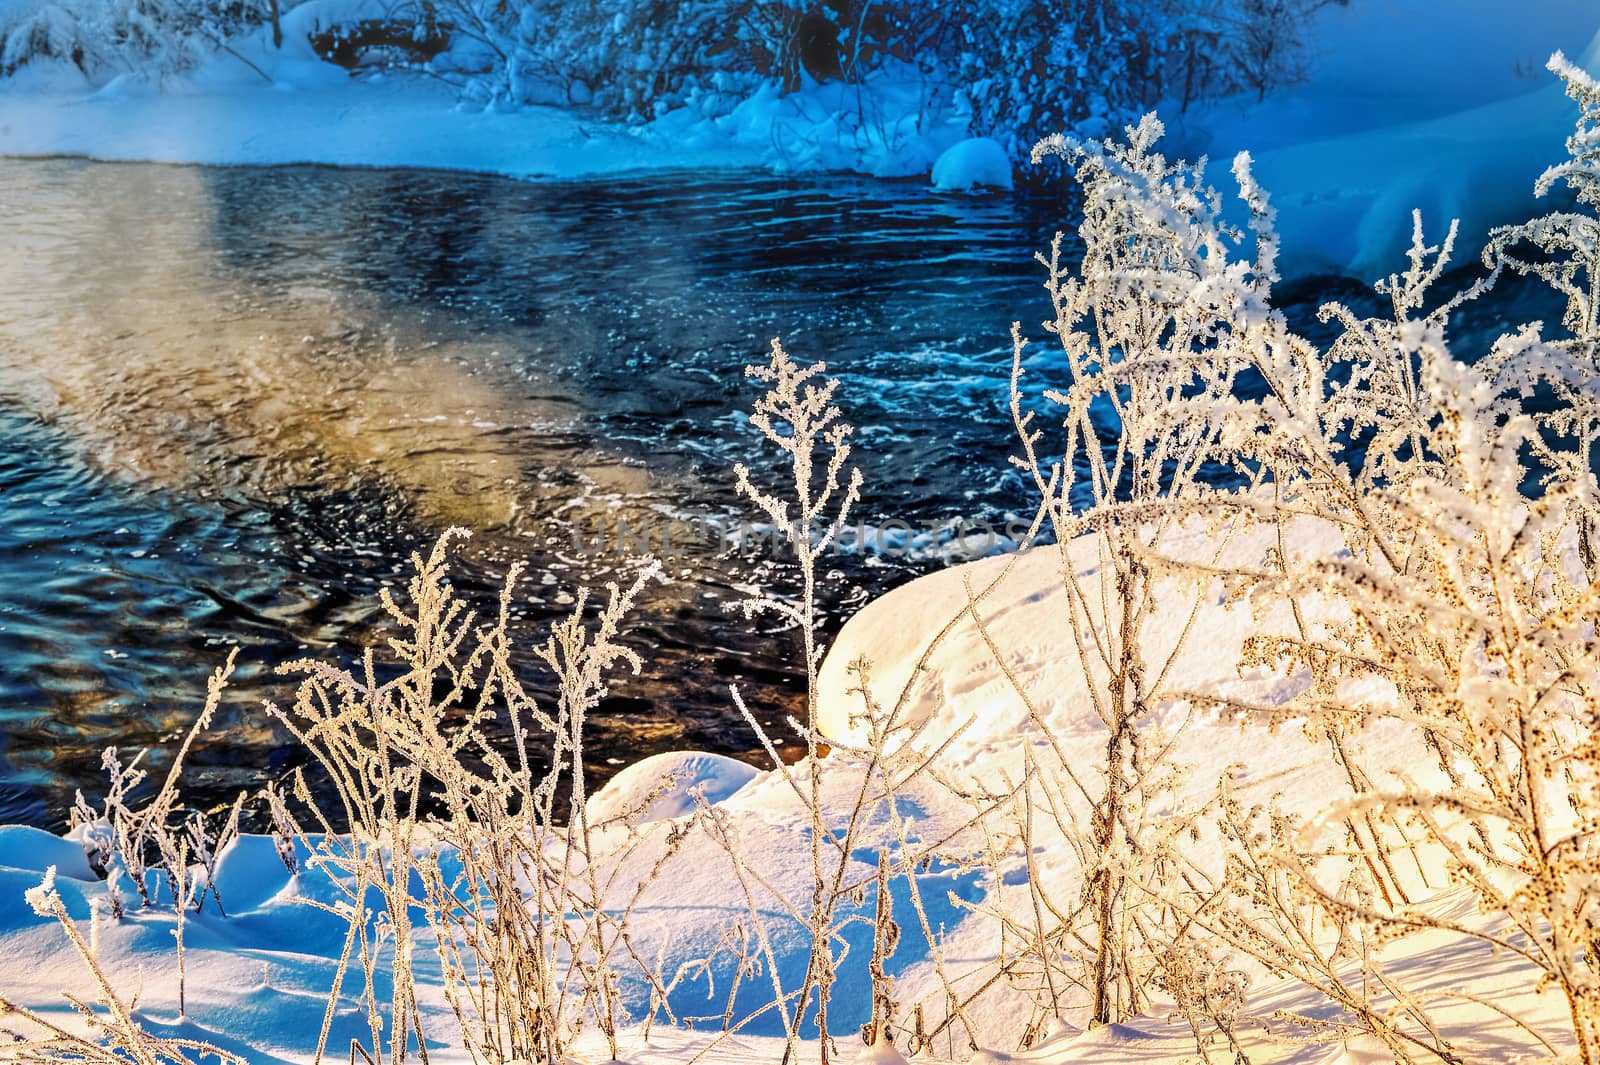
[0,0,1337,165]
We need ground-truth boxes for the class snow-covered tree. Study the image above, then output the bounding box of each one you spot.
[0,0,272,78]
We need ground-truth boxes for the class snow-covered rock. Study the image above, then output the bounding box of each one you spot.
[853,1031,910,1064]
[931,137,1014,191]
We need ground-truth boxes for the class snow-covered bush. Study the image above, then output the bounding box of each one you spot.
[989,112,1276,1028]
[284,0,1327,166]
[0,0,272,78]
[1255,58,1600,1063]
[722,341,992,1060]
[409,0,812,115]
[954,51,1600,1061]
[67,652,244,922]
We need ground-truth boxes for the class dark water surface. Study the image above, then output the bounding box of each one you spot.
[1,158,1562,829]
[0,159,1070,825]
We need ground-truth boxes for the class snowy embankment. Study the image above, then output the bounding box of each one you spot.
[1177,0,1600,275]
[0,520,1566,1063]
[0,0,1596,274]
[0,0,968,181]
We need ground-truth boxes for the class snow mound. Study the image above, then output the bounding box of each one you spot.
[1250,57,1600,276]
[0,825,92,879]
[815,520,1416,809]
[931,137,1014,192]
[1168,12,1600,276]
[586,749,758,825]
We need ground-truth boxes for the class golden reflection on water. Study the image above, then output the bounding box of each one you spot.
[0,160,588,531]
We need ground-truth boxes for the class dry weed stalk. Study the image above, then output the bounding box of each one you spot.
[731,340,1010,1060]
[69,650,243,920]
[269,530,689,1065]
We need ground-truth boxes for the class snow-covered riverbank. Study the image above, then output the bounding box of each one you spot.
[1,0,1596,274]
[0,522,1573,1063]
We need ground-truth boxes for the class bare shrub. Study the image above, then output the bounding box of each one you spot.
[9,529,768,1064]
[1016,56,1600,1064]
[983,113,1280,1028]
[269,529,682,1064]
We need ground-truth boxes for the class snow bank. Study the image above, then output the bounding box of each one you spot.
[0,24,968,180]
[0,75,766,179]
[586,749,757,825]
[1170,5,1600,275]
[1247,33,1600,275]
[0,523,1571,1061]
[816,520,1413,808]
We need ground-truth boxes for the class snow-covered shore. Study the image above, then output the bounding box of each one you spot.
[0,75,767,179]
[0,523,1570,1063]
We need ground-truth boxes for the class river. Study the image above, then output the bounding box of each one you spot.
[0,158,1066,825]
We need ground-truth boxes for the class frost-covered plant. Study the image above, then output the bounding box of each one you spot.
[993,114,1279,1027]
[1152,931,1253,1065]
[726,342,1004,1060]
[861,848,899,1046]
[730,339,866,1058]
[0,0,272,79]
[1220,62,1600,1063]
[268,529,676,1065]
[68,650,243,919]
[979,69,1600,1058]
[1485,53,1600,344]
[1482,53,1600,567]
[1252,338,1600,1062]
[733,340,864,726]
[1172,784,1456,1063]
[1042,59,1600,1063]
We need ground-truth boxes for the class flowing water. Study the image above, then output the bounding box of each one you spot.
[0,158,1070,825]
[1,158,1561,828]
